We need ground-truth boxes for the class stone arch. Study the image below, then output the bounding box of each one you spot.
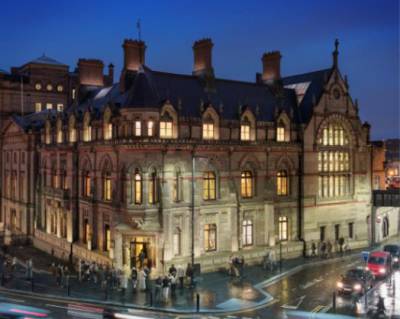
[238,153,262,171]
[202,105,220,139]
[80,155,93,171]
[275,111,291,142]
[98,154,113,172]
[160,102,178,138]
[241,108,256,141]
[315,113,355,147]
[275,155,295,174]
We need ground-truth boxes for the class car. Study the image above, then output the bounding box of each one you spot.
[336,267,374,295]
[383,244,400,267]
[367,251,392,278]
[0,303,50,318]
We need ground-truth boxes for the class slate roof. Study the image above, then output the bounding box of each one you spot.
[26,54,67,67]
[13,109,57,131]
[17,65,333,131]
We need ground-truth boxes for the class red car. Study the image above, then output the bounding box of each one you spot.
[367,251,392,278]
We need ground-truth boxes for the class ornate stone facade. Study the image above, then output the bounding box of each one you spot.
[1,37,372,274]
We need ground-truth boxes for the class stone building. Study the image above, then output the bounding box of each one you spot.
[1,37,372,273]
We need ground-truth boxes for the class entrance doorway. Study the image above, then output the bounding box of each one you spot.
[130,237,154,269]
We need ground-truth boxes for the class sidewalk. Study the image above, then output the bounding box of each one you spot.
[1,237,398,314]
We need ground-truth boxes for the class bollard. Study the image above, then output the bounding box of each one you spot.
[149,291,153,307]
[332,291,336,313]
[196,293,200,312]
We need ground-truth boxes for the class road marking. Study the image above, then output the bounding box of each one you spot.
[300,277,323,289]
[281,295,305,309]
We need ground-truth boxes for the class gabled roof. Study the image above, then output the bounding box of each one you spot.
[26,54,67,67]
[13,109,57,131]
[282,68,332,123]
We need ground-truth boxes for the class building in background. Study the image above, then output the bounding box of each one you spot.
[1,37,372,273]
[372,139,400,190]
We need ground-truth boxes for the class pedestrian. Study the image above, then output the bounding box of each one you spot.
[11,256,17,273]
[64,266,69,289]
[56,264,62,286]
[186,263,193,287]
[120,270,128,296]
[177,265,185,289]
[338,237,345,255]
[138,249,146,269]
[26,259,33,280]
[239,256,244,277]
[320,241,327,259]
[169,272,177,298]
[311,241,317,257]
[162,275,170,302]
[131,266,138,291]
[168,264,177,276]
[143,265,150,291]
[154,276,162,303]
[138,267,147,291]
[327,240,333,258]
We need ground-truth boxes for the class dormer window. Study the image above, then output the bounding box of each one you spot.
[83,114,92,142]
[147,120,154,136]
[135,120,142,137]
[56,120,63,144]
[160,113,173,138]
[202,117,215,140]
[276,122,285,142]
[240,117,251,141]
[69,116,77,143]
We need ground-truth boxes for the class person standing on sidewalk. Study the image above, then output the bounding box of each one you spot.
[162,275,170,303]
[327,240,333,259]
[131,266,138,291]
[11,256,17,274]
[177,265,185,289]
[138,267,147,291]
[311,241,317,257]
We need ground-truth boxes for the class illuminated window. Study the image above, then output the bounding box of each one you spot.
[46,103,53,110]
[321,123,348,146]
[57,85,63,92]
[276,123,285,142]
[83,172,91,197]
[147,120,154,136]
[72,88,76,100]
[57,103,64,112]
[160,120,172,138]
[203,171,216,200]
[279,216,288,241]
[46,84,53,91]
[104,123,112,140]
[134,171,142,204]
[148,171,158,204]
[56,121,63,144]
[173,227,181,256]
[35,102,42,112]
[103,173,112,201]
[204,224,216,251]
[242,220,253,246]
[202,121,214,140]
[104,225,111,252]
[35,83,42,91]
[241,171,253,198]
[135,120,141,136]
[83,119,92,142]
[277,170,289,196]
[240,123,251,141]
[69,121,77,143]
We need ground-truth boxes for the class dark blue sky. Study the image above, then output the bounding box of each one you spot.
[1,0,398,139]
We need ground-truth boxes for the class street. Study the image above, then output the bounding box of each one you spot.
[0,253,398,318]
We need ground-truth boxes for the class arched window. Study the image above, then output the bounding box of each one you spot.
[241,171,253,198]
[240,117,251,141]
[318,122,351,198]
[148,170,158,204]
[135,120,142,137]
[242,219,253,246]
[172,169,183,202]
[276,121,286,142]
[202,116,215,140]
[83,113,92,142]
[382,217,389,238]
[203,171,216,200]
[277,170,289,196]
[103,111,113,140]
[134,170,142,204]
[104,224,111,252]
[56,119,63,143]
[160,112,173,138]
[69,116,77,143]
[103,171,112,201]
[147,120,154,137]
[83,171,91,197]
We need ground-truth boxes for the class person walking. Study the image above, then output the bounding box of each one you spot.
[131,266,138,291]
[168,264,177,276]
[138,249,146,269]
[169,272,177,298]
[154,276,162,303]
[327,240,333,259]
[177,265,185,289]
[311,241,317,257]
[162,275,170,303]
[138,267,147,291]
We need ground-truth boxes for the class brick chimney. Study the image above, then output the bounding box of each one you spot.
[122,39,146,71]
[261,51,281,82]
[78,59,104,86]
[193,38,214,76]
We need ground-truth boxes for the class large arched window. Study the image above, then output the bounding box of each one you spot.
[203,171,216,200]
[241,171,253,198]
[148,170,158,204]
[318,121,351,198]
[277,170,289,196]
[134,170,142,204]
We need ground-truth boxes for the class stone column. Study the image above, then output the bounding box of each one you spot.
[114,232,123,269]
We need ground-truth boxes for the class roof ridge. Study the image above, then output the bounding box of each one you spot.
[282,67,331,80]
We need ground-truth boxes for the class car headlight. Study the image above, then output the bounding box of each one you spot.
[379,268,386,274]
[394,257,399,262]
[337,282,344,288]
[353,283,362,291]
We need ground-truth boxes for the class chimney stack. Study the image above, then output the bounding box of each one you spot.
[193,38,214,76]
[261,51,281,83]
[78,59,104,86]
[122,39,146,71]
